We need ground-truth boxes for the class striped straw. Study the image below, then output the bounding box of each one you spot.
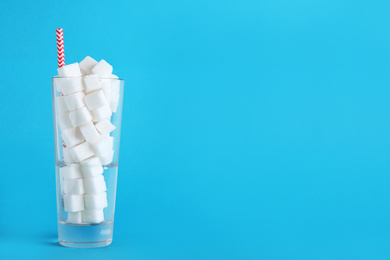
[56,29,66,150]
[56,28,65,68]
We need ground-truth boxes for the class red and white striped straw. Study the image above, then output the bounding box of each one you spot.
[56,29,66,151]
[56,28,65,68]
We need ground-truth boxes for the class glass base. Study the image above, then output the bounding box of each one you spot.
[59,239,112,248]
[58,220,114,248]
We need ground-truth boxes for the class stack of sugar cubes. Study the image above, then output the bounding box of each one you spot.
[55,56,120,224]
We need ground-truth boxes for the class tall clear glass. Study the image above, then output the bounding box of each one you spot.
[51,77,124,248]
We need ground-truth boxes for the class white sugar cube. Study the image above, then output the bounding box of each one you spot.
[91,60,113,76]
[69,142,95,162]
[82,209,104,223]
[85,90,108,110]
[64,194,85,212]
[110,96,119,113]
[79,122,100,142]
[58,112,72,130]
[85,192,108,209]
[80,156,103,178]
[100,79,111,101]
[83,74,101,93]
[57,63,82,77]
[95,120,116,135]
[60,164,82,179]
[91,105,112,122]
[89,135,114,156]
[63,147,75,164]
[99,149,114,165]
[63,178,85,195]
[56,77,84,95]
[64,92,86,111]
[111,80,120,96]
[110,81,120,113]
[61,127,84,148]
[54,76,62,92]
[84,175,107,194]
[67,211,82,223]
[69,107,92,127]
[79,56,98,75]
[56,96,68,114]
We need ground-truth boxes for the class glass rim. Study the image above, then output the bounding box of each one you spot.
[52,76,124,81]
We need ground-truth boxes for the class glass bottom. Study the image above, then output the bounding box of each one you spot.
[58,220,114,248]
[59,239,112,248]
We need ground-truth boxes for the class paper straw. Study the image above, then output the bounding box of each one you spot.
[56,28,65,68]
[56,29,66,150]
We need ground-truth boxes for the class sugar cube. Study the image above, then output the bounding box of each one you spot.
[100,79,111,101]
[64,194,85,212]
[80,156,103,178]
[79,56,98,75]
[53,75,62,92]
[63,178,85,195]
[95,119,116,135]
[64,91,86,111]
[61,127,85,148]
[84,175,107,194]
[82,209,104,223]
[91,60,113,76]
[89,135,113,156]
[111,80,120,96]
[85,90,108,110]
[56,96,68,114]
[69,142,95,162]
[99,149,114,165]
[67,211,82,223]
[57,63,82,77]
[79,122,100,142]
[63,147,75,164]
[83,74,101,93]
[60,164,82,179]
[69,107,92,127]
[58,112,72,130]
[91,105,112,122]
[110,96,119,113]
[110,81,120,113]
[84,192,108,209]
[56,77,84,95]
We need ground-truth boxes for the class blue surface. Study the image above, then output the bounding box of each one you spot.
[1,0,390,259]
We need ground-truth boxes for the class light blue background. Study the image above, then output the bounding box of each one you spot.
[1,0,390,259]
